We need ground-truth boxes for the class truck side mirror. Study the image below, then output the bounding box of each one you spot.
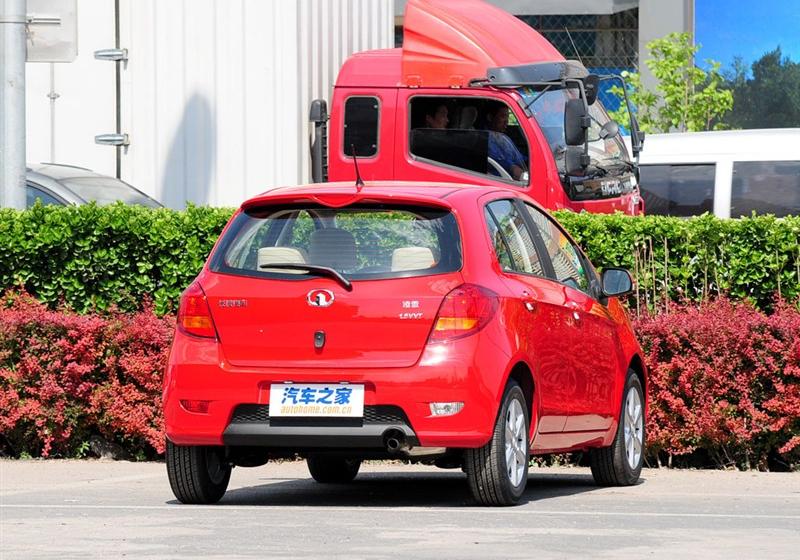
[584,74,600,106]
[630,115,645,157]
[599,121,620,140]
[634,130,646,157]
[565,146,589,176]
[309,99,327,123]
[565,98,589,146]
[309,99,328,183]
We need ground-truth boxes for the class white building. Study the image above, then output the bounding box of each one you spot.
[25,0,394,208]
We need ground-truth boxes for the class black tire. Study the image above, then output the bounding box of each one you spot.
[464,381,529,506]
[590,370,645,486]
[166,441,232,504]
[307,455,361,483]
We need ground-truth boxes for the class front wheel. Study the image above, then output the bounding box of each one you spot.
[464,381,529,506]
[166,441,231,504]
[590,370,645,486]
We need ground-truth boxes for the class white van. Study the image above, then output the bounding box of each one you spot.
[633,129,800,218]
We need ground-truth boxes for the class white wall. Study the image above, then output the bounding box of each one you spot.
[25,0,117,175]
[119,0,394,208]
[25,0,394,208]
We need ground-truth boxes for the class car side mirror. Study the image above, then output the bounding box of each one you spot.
[564,98,589,146]
[601,268,634,297]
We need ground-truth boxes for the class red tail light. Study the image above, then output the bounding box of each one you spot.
[177,282,217,339]
[428,284,498,343]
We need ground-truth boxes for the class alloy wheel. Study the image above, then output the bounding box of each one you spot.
[623,388,644,469]
[504,399,527,487]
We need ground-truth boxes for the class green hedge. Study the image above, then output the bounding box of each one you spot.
[0,204,797,314]
[555,212,800,310]
[0,204,232,314]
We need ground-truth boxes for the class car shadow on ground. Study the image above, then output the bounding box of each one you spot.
[200,469,636,508]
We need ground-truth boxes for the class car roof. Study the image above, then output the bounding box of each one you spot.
[242,181,529,210]
[29,163,102,180]
[26,163,163,207]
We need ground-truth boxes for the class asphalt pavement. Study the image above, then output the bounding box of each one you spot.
[1,459,799,559]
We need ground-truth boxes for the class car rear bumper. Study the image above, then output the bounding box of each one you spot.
[163,332,506,450]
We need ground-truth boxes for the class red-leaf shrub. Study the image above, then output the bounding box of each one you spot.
[2,291,798,470]
[0,292,173,458]
[634,297,800,470]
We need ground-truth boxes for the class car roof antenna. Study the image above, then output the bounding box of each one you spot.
[351,144,365,191]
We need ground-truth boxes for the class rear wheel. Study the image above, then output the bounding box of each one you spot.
[464,381,529,506]
[307,455,361,483]
[166,441,231,504]
[590,370,645,486]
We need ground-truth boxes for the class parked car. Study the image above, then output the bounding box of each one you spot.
[26,163,162,208]
[634,129,800,218]
[163,181,647,506]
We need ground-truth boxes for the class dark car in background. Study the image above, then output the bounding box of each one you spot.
[26,163,162,208]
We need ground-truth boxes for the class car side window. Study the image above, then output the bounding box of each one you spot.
[409,96,530,184]
[485,200,544,276]
[26,184,63,207]
[523,203,590,293]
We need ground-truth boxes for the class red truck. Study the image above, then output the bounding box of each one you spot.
[310,0,645,215]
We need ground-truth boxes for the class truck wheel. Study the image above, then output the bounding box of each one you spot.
[464,381,529,506]
[590,370,645,486]
[307,455,361,483]
[166,441,231,504]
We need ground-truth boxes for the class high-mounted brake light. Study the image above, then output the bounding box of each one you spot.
[177,282,217,339]
[428,284,498,343]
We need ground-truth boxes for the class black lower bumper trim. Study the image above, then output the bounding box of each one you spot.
[222,423,419,448]
[223,404,419,449]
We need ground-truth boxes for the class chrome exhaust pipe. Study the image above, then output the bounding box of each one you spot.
[383,430,407,453]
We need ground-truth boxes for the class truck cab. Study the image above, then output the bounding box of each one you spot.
[310,0,645,215]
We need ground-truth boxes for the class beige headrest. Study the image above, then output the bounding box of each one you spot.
[257,246,306,273]
[391,247,435,272]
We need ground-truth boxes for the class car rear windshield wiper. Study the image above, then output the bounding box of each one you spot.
[258,263,353,291]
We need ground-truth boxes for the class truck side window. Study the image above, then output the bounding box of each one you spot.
[409,97,530,184]
[639,164,716,216]
[343,97,379,157]
[731,161,800,218]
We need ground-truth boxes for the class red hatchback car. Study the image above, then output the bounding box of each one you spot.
[164,181,646,506]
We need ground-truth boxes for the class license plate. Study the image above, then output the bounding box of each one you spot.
[269,384,364,417]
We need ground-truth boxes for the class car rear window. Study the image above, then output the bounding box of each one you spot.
[209,204,462,281]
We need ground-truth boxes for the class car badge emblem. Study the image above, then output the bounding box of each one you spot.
[307,289,334,308]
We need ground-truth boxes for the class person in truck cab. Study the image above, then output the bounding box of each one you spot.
[424,102,450,129]
[486,104,528,181]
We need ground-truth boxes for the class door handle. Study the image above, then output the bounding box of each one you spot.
[521,291,536,312]
[565,301,581,322]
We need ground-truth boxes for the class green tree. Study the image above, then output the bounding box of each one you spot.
[609,32,733,133]
[724,48,800,129]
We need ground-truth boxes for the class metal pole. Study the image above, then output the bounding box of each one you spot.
[1,0,27,209]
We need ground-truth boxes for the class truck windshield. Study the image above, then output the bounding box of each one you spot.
[517,87,629,172]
